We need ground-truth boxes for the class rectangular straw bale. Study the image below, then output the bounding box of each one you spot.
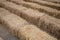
[25,0,60,10]
[9,0,60,19]
[38,14,60,38]
[18,25,57,40]
[0,8,29,37]
[20,8,45,25]
[0,1,45,25]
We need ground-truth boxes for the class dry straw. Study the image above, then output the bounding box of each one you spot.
[24,0,60,10]
[9,0,60,19]
[0,1,44,25]
[0,1,60,38]
[0,8,57,40]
